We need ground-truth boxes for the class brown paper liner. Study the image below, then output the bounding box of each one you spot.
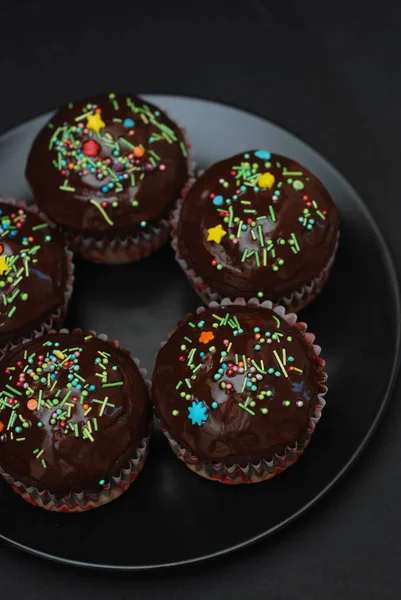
[0,436,150,512]
[157,298,327,485]
[171,196,339,312]
[0,198,75,355]
[72,222,173,265]
[0,328,151,511]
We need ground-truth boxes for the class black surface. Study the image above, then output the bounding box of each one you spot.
[0,0,401,597]
[0,96,398,570]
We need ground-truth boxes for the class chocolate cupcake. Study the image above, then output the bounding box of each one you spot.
[153,300,327,484]
[0,330,151,511]
[173,151,339,311]
[26,93,191,264]
[0,200,73,351]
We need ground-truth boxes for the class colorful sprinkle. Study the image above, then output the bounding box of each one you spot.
[26,398,38,411]
[254,150,271,160]
[207,224,227,244]
[199,331,214,344]
[188,401,208,426]
[257,172,275,189]
[86,112,105,134]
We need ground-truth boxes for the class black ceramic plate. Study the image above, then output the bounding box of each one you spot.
[0,95,398,570]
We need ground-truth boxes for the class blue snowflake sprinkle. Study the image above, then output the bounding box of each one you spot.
[188,401,209,426]
[254,150,271,160]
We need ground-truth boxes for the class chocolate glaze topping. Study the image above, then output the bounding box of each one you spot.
[178,151,338,300]
[0,203,67,346]
[153,305,325,464]
[0,332,150,494]
[26,94,189,239]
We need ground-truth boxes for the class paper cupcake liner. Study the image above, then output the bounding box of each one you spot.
[171,197,339,312]
[0,198,75,355]
[47,123,196,265]
[69,221,173,265]
[0,328,152,511]
[157,297,328,485]
[0,435,150,512]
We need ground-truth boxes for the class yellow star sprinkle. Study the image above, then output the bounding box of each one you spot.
[257,172,275,189]
[0,256,10,276]
[207,224,227,244]
[86,112,106,134]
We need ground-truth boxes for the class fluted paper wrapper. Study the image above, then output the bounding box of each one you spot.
[0,198,75,355]
[157,297,327,484]
[0,328,151,511]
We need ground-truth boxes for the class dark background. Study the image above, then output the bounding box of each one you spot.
[0,1,400,598]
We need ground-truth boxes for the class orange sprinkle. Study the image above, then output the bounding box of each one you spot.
[68,162,75,170]
[0,244,4,255]
[133,146,145,158]
[83,403,89,411]
[199,331,214,344]
[128,129,135,136]
[95,107,102,113]
[0,421,4,433]
[238,361,244,368]
[27,399,38,411]
[255,333,261,340]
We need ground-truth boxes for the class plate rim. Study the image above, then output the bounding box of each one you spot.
[0,93,399,571]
